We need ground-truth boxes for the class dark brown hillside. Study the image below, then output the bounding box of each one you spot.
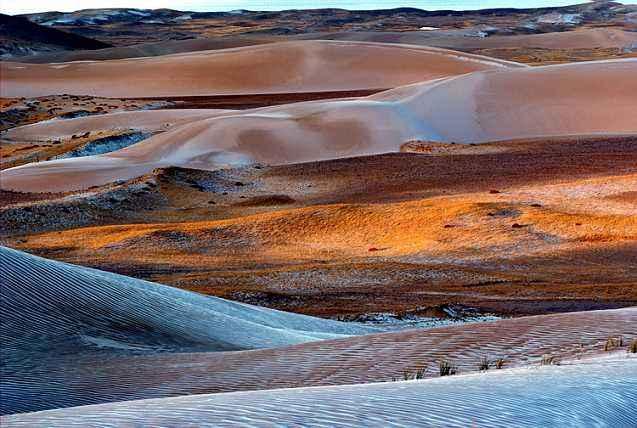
[0,13,111,57]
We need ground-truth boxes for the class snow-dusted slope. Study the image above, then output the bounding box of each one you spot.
[0,246,372,414]
[4,357,636,427]
[0,246,369,360]
[2,247,635,416]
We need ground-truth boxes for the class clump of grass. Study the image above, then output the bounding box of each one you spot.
[478,356,490,371]
[494,358,505,369]
[414,367,427,379]
[401,367,427,381]
[576,342,585,359]
[629,339,637,354]
[604,336,623,352]
[540,354,560,366]
[439,360,458,377]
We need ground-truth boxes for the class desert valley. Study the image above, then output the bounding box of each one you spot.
[1,1,636,426]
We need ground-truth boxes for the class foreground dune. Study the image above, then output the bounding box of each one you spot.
[1,248,635,414]
[0,40,520,98]
[0,246,371,411]
[0,246,368,355]
[2,58,636,193]
[4,356,635,427]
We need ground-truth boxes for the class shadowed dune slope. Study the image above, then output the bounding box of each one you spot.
[0,246,369,371]
[0,13,111,58]
[4,357,636,427]
[1,242,635,415]
[2,59,636,193]
[13,36,275,64]
[2,277,634,415]
[0,40,521,98]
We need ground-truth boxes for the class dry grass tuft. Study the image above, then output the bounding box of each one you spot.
[478,356,490,371]
[401,366,427,381]
[439,360,458,377]
[604,336,623,352]
[540,354,560,366]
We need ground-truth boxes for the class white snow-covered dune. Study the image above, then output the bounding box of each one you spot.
[4,357,636,427]
[0,246,369,357]
[2,58,636,193]
[2,248,635,415]
[0,246,371,413]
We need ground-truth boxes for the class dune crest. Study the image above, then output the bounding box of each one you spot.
[0,40,521,98]
[2,58,636,193]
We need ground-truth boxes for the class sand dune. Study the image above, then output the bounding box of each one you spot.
[3,6,636,424]
[0,246,367,355]
[1,109,233,143]
[2,246,634,414]
[2,250,635,414]
[298,27,637,51]
[16,28,637,64]
[2,58,636,193]
[0,246,372,413]
[0,40,520,99]
[2,244,635,415]
[4,357,635,427]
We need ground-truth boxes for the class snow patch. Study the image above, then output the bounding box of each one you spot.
[343,312,502,331]
[55,132,151,159]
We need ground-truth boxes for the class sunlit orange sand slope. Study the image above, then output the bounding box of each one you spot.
[0,40,521,98]
[2,58,635,193]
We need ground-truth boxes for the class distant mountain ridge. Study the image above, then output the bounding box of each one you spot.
[0,13,111,58]
[13,2,636,48]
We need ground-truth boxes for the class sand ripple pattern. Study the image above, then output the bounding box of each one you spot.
[4,357,636,427]
[1,247,636,415]
[0,246,370,413]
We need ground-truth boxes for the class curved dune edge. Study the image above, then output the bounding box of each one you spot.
[3,356,636,427]
[2,58,636,193]
[1,109,236,143]
[0,40,523,99]
[15,27,637,64]
[0,245,369,359]
[1,247,634,414]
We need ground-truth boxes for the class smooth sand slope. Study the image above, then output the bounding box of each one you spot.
[4,357,636,427]
[1,246,634,414]
[2,58,636,193]
[0,40,520,98]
